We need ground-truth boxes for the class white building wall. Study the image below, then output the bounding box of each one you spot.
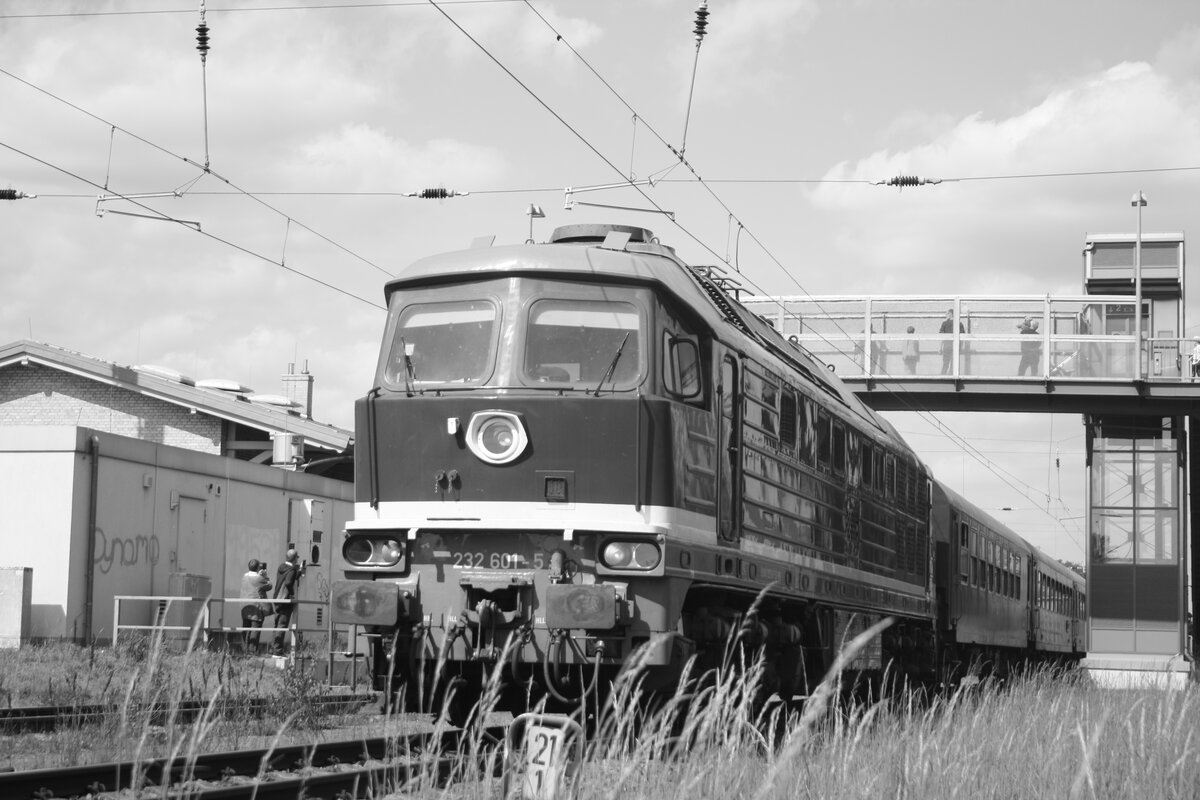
[0,426,353,643]
[0,426,86,639]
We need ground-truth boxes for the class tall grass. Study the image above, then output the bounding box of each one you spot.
[400,620,1199,800]
[0,622,373,772]
[3,621,1198,800]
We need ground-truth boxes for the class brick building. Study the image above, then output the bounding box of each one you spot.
[0,340,351,466]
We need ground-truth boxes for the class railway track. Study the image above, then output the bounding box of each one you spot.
[0,693,376,734]
[0,725,508,799]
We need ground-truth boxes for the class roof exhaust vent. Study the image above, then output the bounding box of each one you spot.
[549,224,655,245]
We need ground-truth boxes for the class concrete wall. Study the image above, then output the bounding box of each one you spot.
[0,427,87,638]
[0,426,353,643]
[0,365,222,453]
[0,567,33,647]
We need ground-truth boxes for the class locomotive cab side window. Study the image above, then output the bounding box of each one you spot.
[663,332,703,400]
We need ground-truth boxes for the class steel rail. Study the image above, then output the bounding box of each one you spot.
[0,725,506,799]
[0,692,375,734]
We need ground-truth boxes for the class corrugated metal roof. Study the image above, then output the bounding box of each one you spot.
[0,340,351,452]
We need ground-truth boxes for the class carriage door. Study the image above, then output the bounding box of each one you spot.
[718,354,742,543]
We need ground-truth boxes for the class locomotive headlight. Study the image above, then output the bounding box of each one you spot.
[602,542,632,568]
[630,542,661,569]
[380,539,404,566]
[466,410,529,464]
[344,537,374,565]
[600,540,662,571]
[343,536,406,568]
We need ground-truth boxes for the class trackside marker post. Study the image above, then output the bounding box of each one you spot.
[502,713,582,800]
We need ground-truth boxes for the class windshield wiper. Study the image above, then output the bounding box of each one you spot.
[592,332,631,396]
[400,337,417,396]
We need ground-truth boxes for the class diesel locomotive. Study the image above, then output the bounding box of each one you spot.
[330,223,1085,720]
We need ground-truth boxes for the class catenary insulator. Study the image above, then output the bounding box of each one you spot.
[874,175,942,187]
[0,189,34,200]
[693,1,709,44]
[196,22,210,57]
[406,187,468,199]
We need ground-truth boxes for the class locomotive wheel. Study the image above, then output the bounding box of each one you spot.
[430,668,487,729]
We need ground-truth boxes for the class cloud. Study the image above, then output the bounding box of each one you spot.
[292,123,506,191]
[805,55,1200,294]
[691,0,821,96]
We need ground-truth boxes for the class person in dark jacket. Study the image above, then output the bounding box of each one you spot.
[1017,317,1042,376]
[939,309,964,375]
[270,549,305,655]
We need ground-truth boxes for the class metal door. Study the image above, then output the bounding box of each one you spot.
[717,354,741,543]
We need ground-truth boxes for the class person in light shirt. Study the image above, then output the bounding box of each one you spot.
[239,559,271,653]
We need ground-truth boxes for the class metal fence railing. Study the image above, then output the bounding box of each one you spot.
[110,595,358,686]
[741,294,1189,382]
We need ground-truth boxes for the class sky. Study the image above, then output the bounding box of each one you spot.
[4,0,1200,564]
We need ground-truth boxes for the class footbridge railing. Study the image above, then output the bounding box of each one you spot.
[741,295,1189,383]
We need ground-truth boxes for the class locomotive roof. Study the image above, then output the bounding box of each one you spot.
[388,230,909,448]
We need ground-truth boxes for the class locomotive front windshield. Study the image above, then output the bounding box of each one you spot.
[386,300,498,385]
[524,299,640,386]
[380,279,646,391]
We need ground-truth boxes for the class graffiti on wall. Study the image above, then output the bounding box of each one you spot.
[93,527,161,574]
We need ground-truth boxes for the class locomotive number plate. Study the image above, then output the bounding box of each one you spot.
[450,551,546,570]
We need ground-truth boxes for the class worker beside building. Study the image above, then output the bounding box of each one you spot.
[270,549,306,655]
[240,559,271,653]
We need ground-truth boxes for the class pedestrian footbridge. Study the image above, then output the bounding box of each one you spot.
[743,291,1197,687]
[741,294,1200,415]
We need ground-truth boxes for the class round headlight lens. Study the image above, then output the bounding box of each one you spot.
[602,542,632,568]
[380,539,403,565]
[480,419,516,456]
[344,537,374,565]
[631,543,662,569]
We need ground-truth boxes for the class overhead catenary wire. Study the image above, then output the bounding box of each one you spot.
[0,1,523,19]
[4,3,1100,553]
[509,1,1086,547]
[3,1,1087,528]
[0,65,394,279]
[0,139,385,311]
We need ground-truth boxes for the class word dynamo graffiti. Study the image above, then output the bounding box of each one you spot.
[93,527,161,574]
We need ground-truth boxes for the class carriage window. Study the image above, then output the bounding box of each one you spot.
[524,300,641,387]
[779,389,797,448]
[958,520,969,584]
[800,397,816,466]
[386,300,497,386]
[860,442,873,488]
[816,409,832,467]
[832,422,846,475]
